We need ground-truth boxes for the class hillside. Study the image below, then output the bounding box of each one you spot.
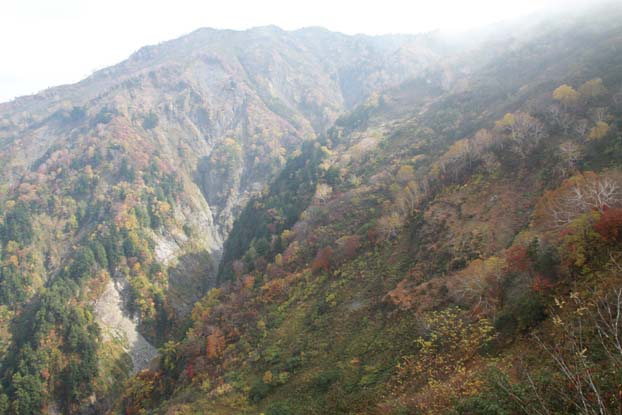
[1,2,622,415]
[113,4,622,415]
[0,26,447,414]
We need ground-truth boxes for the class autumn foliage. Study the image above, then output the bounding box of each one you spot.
[311,246,333,273]
[594,207,622,243]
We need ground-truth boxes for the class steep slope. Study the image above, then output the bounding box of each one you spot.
[0,27,447,414]
[114,4,622,414]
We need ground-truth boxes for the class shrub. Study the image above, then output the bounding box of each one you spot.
[494,293,546,335]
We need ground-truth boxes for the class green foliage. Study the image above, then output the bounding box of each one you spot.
[494,293,547,336]
[0,203,33,246]
[265,401,293,415]
[249,379,271,403]
[69,106,86,123]
[67,247,97,281]
[10,373,45,415]
[90,106,118,126]
[142,111,159,130]
[218,139,332,282]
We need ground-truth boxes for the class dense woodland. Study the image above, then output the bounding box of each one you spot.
[1,2,622,414]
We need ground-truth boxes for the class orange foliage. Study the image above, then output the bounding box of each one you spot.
[385,279,416,310]
[260,278,288,303]
[242,275,255,290]
[206,328,226,359]
[311,246,333,273]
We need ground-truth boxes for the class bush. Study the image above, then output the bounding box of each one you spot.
[266,401,293,415]
[312,369,340,393]
[495,293,546,335]
[249,380,270,403]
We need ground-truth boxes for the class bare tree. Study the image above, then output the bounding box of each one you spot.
[558,141,582,176]
[508,113,548,157]
[546,173,622,228]
[498,289,622,415]
[590,107,610,123]
[547,104,575,133]
[574,119,591,141]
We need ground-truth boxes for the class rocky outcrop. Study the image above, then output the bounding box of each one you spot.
[94,279,158,373]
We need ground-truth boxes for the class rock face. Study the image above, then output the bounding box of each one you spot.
[94,279,158,373]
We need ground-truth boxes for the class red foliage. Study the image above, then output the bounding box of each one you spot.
[185,363,195,380]
[341,235,361,259]
[504,245,531,273]
[532,274,554,292]
[267,222,278,234]
[594,207,622,243]
[311,246,333,273]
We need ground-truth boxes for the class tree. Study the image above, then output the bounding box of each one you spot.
[67,247,96,281]
[455,256,506,316]
[573,118,590,140]
[0,204,33,245]
[558,141,582,176]
[588,121,610,140]
[311,247,333,273]
[594,207,622,243]
[395,181,421,216]
[10,373,45,415]
[536,172,622,229]
[377,212,403,241]
[498,112,547,157]
[142,112,159,130]
[578,78,607,101]
[553,84,580,108]
[546,104,574,133]
[206,328,225,359]
[313,183,333,205]
[397,308,494,413]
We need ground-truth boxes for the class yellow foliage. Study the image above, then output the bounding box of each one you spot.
[158,201,171,215]
[396,165,415,184]
[397,308,495,413]
[588,121,610,140]
[553,84,579,107]
[7,255,19,268]
[578,78,607,99]
[495,113,516,128]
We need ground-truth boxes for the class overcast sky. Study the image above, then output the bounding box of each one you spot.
[0,0,570,103]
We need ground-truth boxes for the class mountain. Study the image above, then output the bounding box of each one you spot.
[0,25,448,414]
[1,2,622,414]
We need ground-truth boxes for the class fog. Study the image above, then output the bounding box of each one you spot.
[0,0,611,103]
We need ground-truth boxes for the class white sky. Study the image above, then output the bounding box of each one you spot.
[0,0,567,103]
